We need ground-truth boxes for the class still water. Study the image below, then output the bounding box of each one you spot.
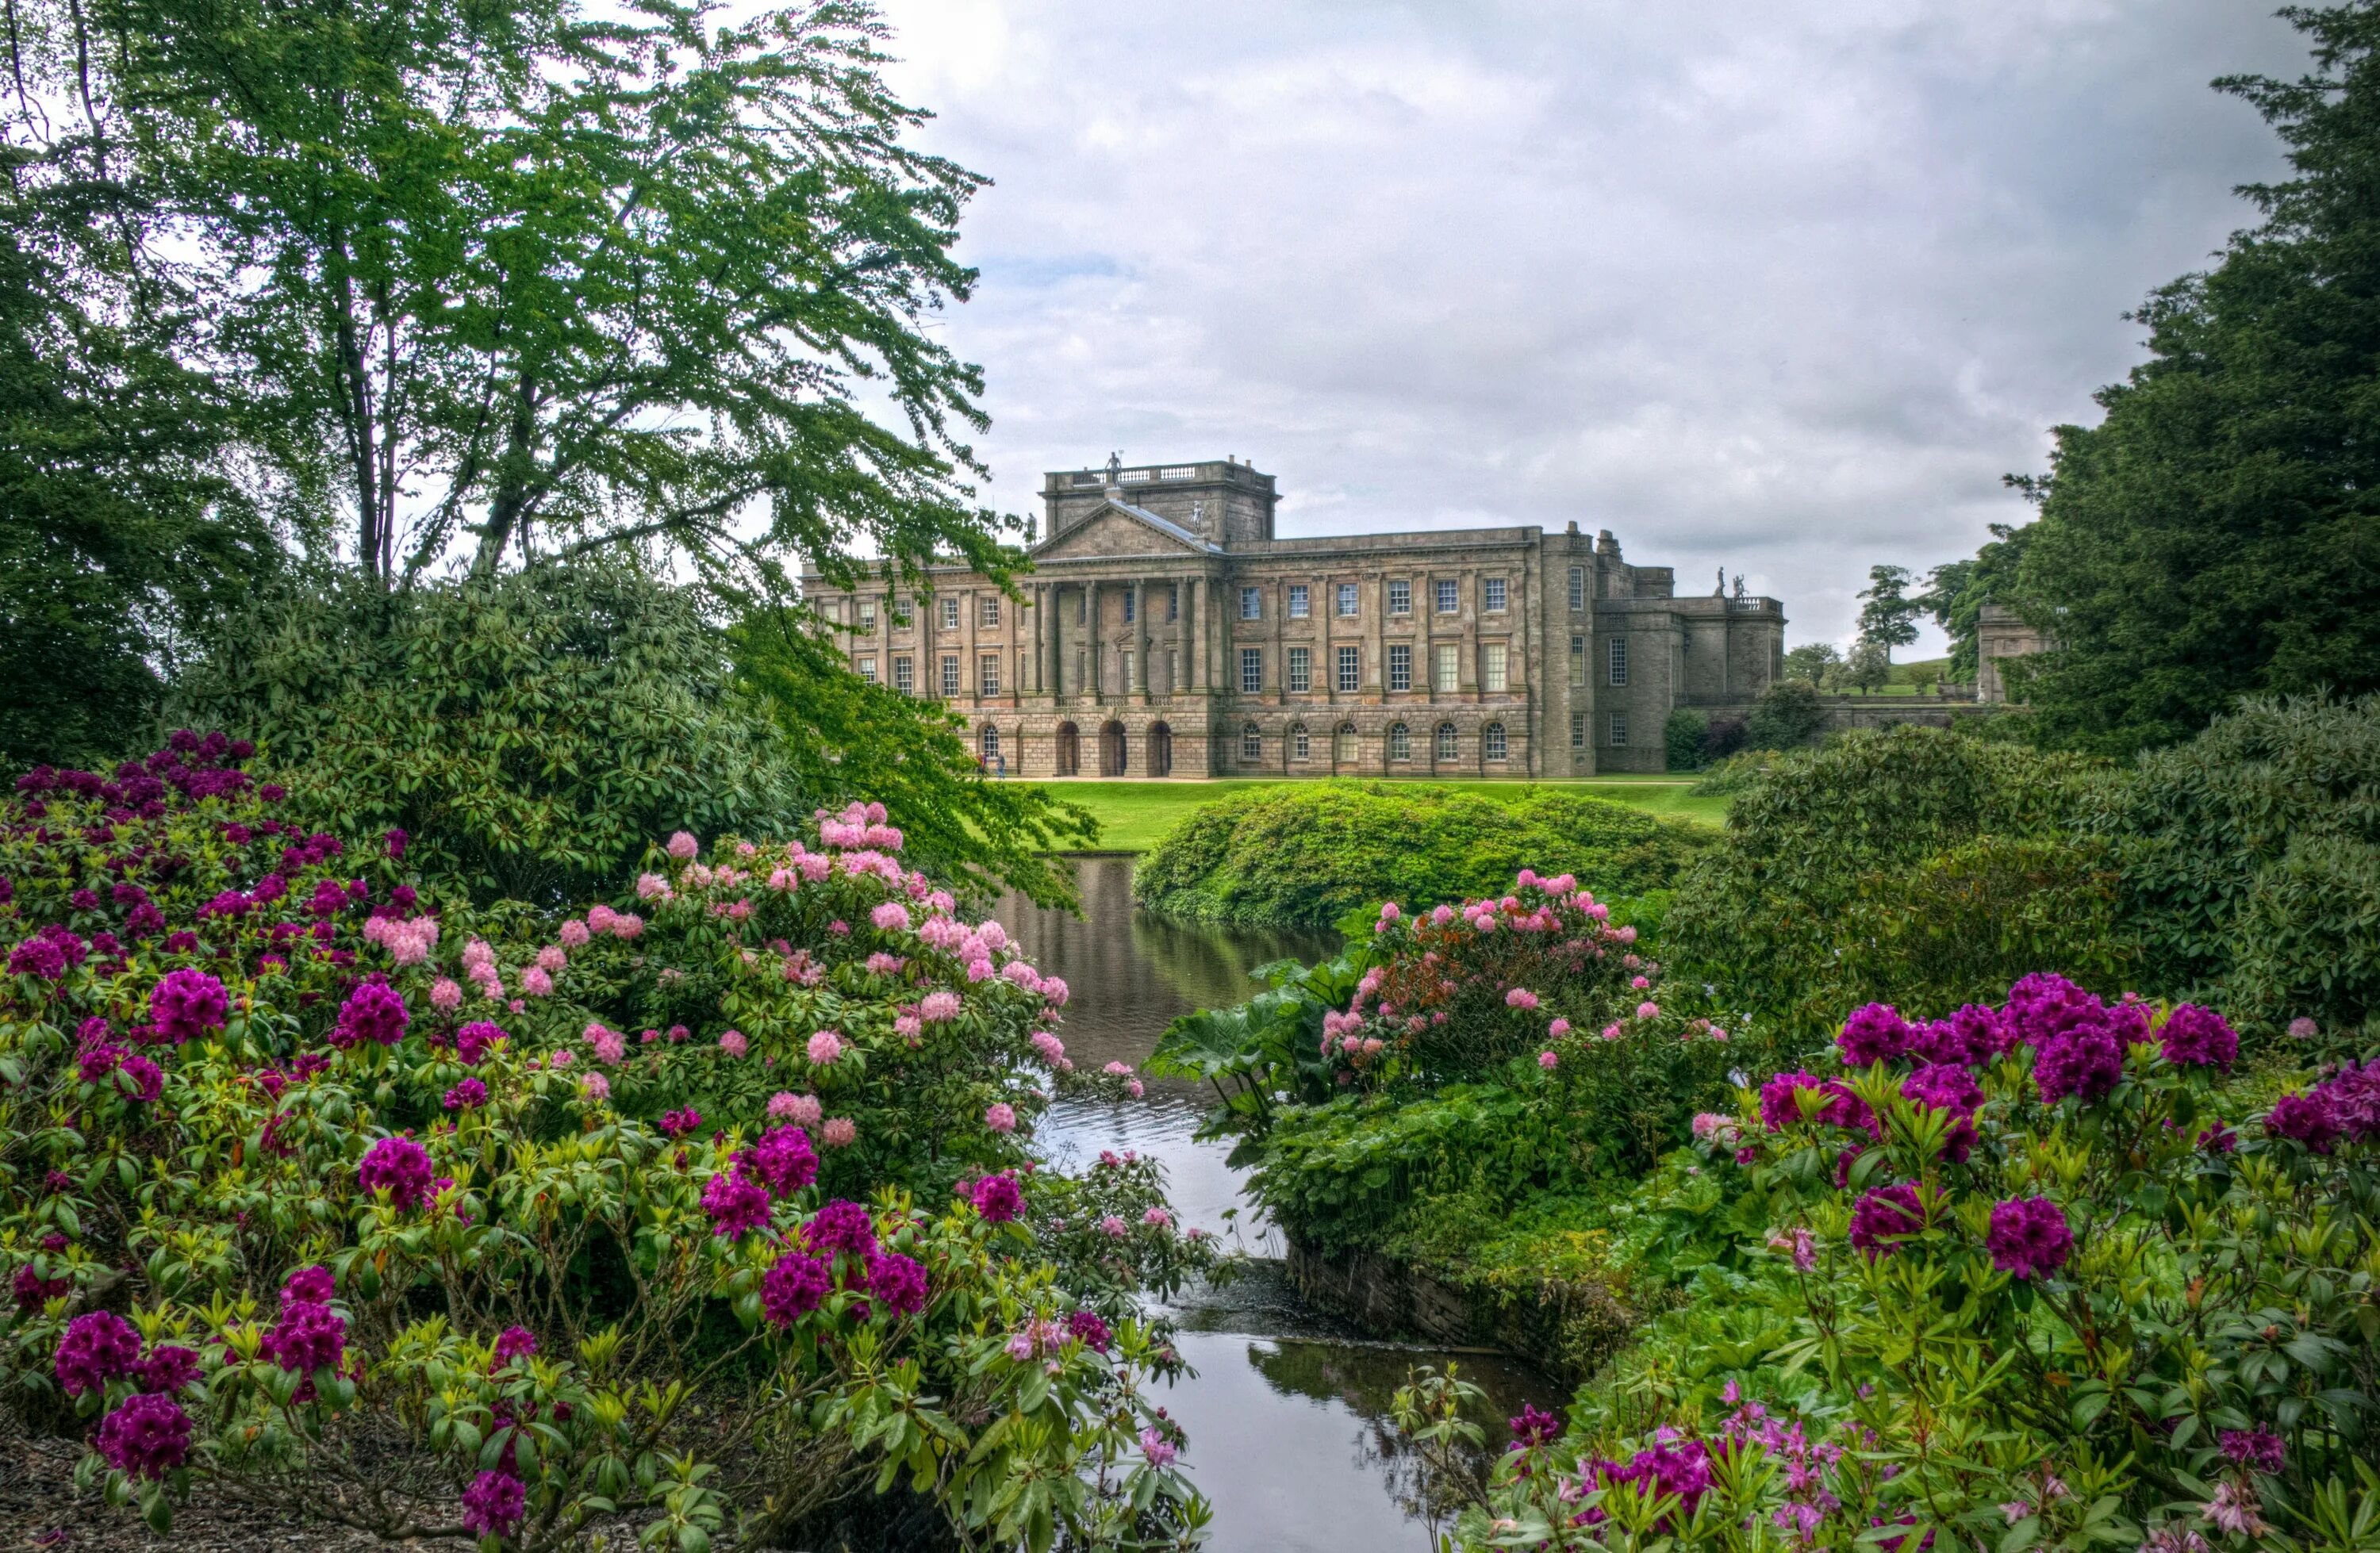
[998,857,1557,1553]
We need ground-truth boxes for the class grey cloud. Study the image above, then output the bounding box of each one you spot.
[880,0,2306,647]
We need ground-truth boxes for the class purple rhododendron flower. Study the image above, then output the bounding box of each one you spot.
[461,1470,526,1538]
[148,968,228,1045]
[2033,1026,2125,1104]
[334,976,409,1048]
[443,1078,488,1111]
[455,1020,503,1064]
[2159,1004,2239,1070]
[265,1299,347,1375]
[493,1326,536,1366]
[761,1253,834,1325]
[2265,1091,2341,1152]
[1508,1404,1562,1449]
[136,1345,202,1395]
[55,1310,142,1396]
[358,1136,436,1210]
[282,1265,336,1306]
[95,1392,191,1480]
[1913,1004,2009,1067]
[2220,1428,2286,1474]
[1848,1183,1926,1260]
[969,1172,1022,1225]
[742,1125,818,1197]
[1837,1003,1913,1067]
[1588,1440,1713,1527]
[702,1171,772,1239]
[863,1251,930,1315]
[1901,1064,1983,1159]
[804,1199,878,1257]
[1066,1310,1112,1352]
[1986,1196,2073,1279]
[1759,1071,1824,1131]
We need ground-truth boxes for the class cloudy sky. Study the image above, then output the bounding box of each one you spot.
[871,0,2309,651]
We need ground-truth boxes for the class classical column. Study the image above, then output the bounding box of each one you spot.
[1183,577,1200,694]
[1086,581,1102,704]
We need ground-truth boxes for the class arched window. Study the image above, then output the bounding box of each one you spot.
[1241,723,1262,760]
[1334,723,1358,763]
[1292,723,1311,761]
[1435,723,1459,761]
[1388,723,1411,761]
[1484,722,1508,761]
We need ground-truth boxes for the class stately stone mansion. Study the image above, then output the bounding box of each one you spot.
[800,456,1787,776]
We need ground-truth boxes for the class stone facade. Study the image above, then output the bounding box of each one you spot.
[1976,603,2055,704]
[800,458,1787,776]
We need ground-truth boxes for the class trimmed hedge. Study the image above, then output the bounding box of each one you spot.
[1131,781,1711,929]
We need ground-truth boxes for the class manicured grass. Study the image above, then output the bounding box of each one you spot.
[1031,776,1729,852]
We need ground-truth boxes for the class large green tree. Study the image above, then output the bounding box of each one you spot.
[0,206,288,769]
[6,0,1010,592]
[2004,2,2380,756]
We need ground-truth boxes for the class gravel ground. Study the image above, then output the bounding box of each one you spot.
[0,1424,393,1553]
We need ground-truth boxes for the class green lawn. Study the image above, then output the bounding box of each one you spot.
[1033,776,1728,853]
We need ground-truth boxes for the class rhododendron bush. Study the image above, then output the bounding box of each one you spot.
[0,738,1218,1551]
[1456,976,2380,1552]
[1149,872,1745,1358]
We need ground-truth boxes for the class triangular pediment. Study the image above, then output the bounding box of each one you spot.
[1033,497,1216,561]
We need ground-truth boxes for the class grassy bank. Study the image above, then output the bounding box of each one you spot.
[1038,776,1726,852]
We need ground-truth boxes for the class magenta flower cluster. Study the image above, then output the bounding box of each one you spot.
[330,976,408,1049]
[54,1310,142,1397]
[1984,1196,2074,1279]
[969,1172,1023,1225]
[95,1392,192,1480]
[2263,1060,2380,1152]
[461,1470,527,1537]
[147,968,228,1045]
[358,1135,436,1210]
[1848,1183,1926,1259]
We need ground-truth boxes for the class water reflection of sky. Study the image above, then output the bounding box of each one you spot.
[1000,859,1562,1553]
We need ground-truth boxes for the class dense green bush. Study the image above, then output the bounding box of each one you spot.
[1744,681,1826,751]
[0,738,1217,1551]
[1668,726,2122,1045]
[1664,711,1709,772]
[1133,782,1712,930]
[1459,976,2380,1553]
[2094,694,2380,1039]
[177,563,808,907]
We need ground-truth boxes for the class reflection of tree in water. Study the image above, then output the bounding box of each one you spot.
[994,858,1336,1077]
[1243,1340,1541,1540]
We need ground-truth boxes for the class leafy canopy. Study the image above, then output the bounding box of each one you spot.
[730,609,1097,908]
[5,0,1012,590]
[176,561,808,905]
[1992,3,2380,755]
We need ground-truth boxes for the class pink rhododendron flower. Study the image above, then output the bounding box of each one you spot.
[666,830,700,861]
[719,1029,748,1058]
[1538,1050,1560,1070]
[807,1030,844,1065]
[822,1118,857,1148]
[559,919,590,948]
[585,1024,626,1064]
[1100,1215,1128,1237]
[1547,1018,1572,1038]
[1505,987,1540,1010]
[520,967,554,997]
[1636,1001,1660,1020]
[579,1072,611,1101]
[1143,1206,1173,1228]
[769,1091,823,1126]
[430,978,462,1011]
[985,1102,1017,1133]
[870,901,911,932]
[1031,1031,1065,1065]
[1041,976,1070,1007]
[919,990,962,1023]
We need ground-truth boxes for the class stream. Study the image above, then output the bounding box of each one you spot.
[999,856,1556,1553]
